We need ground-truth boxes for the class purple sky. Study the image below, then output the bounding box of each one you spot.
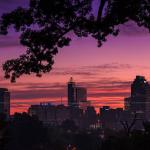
[1,0,150,113]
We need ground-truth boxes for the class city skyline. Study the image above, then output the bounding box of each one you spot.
[1,1,150,150]
[1,75,150,114]
[1,0,150,114]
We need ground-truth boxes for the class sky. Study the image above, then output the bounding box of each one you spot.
[1,0,150,114]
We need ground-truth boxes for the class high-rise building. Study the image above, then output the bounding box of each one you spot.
[124,76,150,120]
[68,77,76,107]
[28,103,84,126]
[131,76,149,97]
[131,76,150,114]
[0,88,10,118]
[67,77,87,107]
[75,87,87,102]
[100,106,130,130]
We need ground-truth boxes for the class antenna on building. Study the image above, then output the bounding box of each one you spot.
[69,77,74,82]
[61,96,63,105]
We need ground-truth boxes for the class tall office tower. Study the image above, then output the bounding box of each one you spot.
[67,77,88,108]
[125,76,150,120]
[0,88,10,118]
[68,77,76,107]
[145,87,150,120]
[75,87,87,103]
[131,76,149,97]
[131,76,150,113]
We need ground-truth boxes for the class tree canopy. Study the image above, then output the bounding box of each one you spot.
[0,0,150,82]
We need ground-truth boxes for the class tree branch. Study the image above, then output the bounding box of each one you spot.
[97,0,108,22]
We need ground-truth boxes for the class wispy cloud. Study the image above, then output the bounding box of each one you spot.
[50,63,134,78]
[11,88,66,100]
[0,2,28,22]
[0,35,20,48]
[119,21,149,36]
[0,62,149,113]
[7,77,131,101]
[48,63,150,81]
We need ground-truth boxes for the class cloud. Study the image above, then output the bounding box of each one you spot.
[0,0,29,49]
[89,91,129,98]
[84,79,131,89]
[0,0,29,16]
[0,35,20,48]
[50,70,95,76]
[11,88,66,100]
[0,62,147,86]
[82,63,133,70]
[0,0,28,7]
[50,63,134,78]
[0,62,148,103]
[1,62,150,113]
[26,83,66,90]
[5,76,133,113]
[119,21,149,36]
[90,99,124,105]
[7,77,131,101]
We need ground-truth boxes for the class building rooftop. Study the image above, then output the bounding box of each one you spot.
[0,88,9,92]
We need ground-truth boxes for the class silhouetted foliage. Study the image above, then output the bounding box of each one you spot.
[143,121,150,136]
[0,0,150,81]
[120,113,137,136]
[0,113,10,150]
[74,131,102,150]
[2,113,150,150]
[8,113,48,150]
[61,119,77,131]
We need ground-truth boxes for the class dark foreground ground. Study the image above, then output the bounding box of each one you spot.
[1,113,150,150]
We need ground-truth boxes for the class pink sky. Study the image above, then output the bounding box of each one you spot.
[1,1,150,114]
[1,22,150,114]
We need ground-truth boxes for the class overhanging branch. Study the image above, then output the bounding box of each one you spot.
[97,0,108,22]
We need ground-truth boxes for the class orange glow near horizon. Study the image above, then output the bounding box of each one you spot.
[10,97,125,115]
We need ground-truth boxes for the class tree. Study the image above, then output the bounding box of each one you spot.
[0,0,150,82]
[74,131,101,150]
[0,113,10,150]
[9,113,48,150]
[61,119,77,132]
[120,113,138,136]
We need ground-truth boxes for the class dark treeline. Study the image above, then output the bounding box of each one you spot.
[1,113,150,150]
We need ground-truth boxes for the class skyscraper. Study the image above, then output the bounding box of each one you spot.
[124,76,150,120]
[0,88,10,118]
[131,76,150,114]
[67,77,87,107]
[68,77,76,107]
[75,87,87,103]
[131,76,149,97]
